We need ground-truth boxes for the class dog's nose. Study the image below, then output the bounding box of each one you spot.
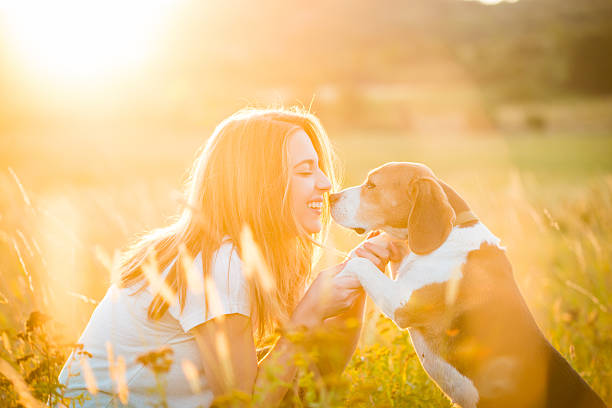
[329,193,340,205]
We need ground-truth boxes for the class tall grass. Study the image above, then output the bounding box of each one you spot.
[0,132,610,406]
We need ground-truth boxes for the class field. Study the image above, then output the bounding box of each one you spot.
[1,129,611,406]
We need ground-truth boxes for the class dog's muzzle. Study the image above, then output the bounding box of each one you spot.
[329,189,369,234]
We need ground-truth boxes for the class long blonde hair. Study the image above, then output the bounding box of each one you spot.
[118,107,338,342]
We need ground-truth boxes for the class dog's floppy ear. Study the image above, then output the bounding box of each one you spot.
[408,177,455,255]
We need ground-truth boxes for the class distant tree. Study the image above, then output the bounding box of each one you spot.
[567,33,612,95]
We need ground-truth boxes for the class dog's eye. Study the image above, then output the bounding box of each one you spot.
[365,181,376,189]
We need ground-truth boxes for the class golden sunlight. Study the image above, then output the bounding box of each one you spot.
[1,0,177,83]
[465,0,519,4]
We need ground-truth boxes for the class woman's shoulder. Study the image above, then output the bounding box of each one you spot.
[157,237,242,281]
[173,238,250,331]
[207,239,245,284]
[180,237,246,293]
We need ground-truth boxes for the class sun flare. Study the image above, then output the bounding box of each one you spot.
[1,0,178,84]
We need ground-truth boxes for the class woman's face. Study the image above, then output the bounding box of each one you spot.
[287,129,332,235]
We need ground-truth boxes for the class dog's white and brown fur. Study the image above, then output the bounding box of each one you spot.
[332,162,606,408]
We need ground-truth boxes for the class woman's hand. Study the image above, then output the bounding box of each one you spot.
[290,263,362,330]
[349,231,407,274]
[388,239,410,278]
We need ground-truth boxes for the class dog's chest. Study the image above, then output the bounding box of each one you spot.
[395,224,502,407]
[396,223,501,293]
[410,329,479,408]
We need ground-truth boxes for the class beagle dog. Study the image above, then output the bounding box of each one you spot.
[331,162,606,408]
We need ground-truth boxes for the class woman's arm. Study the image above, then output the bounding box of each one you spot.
[191,263,360,407]
[313,290,366,379]
[313,233,401,379]
[192,314,304,407]
[192,314,257,400]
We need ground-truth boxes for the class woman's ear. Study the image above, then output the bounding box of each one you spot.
[408,177,456,255]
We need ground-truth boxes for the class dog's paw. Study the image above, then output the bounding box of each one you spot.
[345,256,379,274]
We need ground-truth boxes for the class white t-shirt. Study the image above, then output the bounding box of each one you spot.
[58,241,250,408]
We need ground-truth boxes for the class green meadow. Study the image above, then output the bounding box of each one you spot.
[1,130,611,406]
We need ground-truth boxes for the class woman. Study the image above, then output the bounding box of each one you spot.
[59,107,394,407]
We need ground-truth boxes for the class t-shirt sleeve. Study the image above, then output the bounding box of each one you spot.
[168,243,250,332]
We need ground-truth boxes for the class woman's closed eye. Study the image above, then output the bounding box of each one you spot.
[294,163,315,176]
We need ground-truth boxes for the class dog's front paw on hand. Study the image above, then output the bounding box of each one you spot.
[345,256,380,274]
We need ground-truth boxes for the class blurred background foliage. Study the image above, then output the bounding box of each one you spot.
[1,0,612,133]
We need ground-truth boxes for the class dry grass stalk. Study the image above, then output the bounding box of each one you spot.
[79,355,98,395]
[179,243,202,293]
[142,250,176,305]
[240,224,274,292]
[181,359,201,393]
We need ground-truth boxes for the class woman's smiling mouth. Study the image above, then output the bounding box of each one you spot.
[307,201,323,213]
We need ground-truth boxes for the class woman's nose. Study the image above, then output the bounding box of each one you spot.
[317,169,331,192]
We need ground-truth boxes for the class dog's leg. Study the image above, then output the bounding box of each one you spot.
[338,257,408,321]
